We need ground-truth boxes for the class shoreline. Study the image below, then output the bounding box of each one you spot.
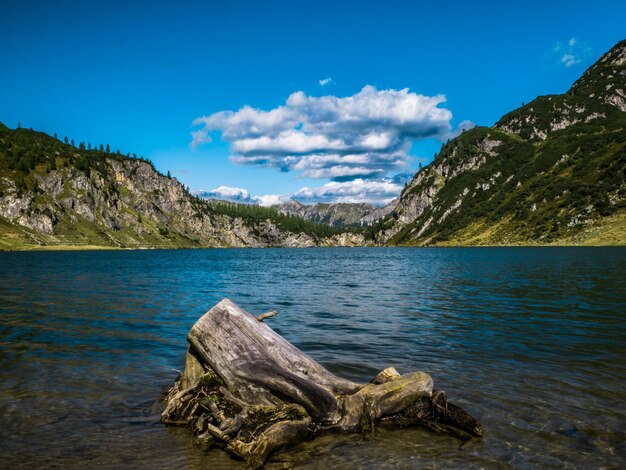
[1,241,625,252]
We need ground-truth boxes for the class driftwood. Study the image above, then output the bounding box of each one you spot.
[162,299,483,468]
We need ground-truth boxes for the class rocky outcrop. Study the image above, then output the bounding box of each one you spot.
[378,39,626,246]
[569,39,626,111]
[0,155,369,248]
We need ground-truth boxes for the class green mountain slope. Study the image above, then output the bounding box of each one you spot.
[0,127,365,249]
[380,39,626,246]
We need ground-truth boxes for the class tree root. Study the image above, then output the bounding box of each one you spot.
[161,299,483,468]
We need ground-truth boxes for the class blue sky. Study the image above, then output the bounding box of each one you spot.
[1,0,625,205]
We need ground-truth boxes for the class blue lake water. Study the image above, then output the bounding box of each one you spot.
[0,247,625,468]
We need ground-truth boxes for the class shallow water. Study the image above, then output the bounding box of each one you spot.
[0,247,625,468]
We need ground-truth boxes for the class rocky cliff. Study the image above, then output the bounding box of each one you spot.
[0,128,366,249]
[378,39,626,245]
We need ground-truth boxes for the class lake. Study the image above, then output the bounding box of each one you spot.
[0,247,625,468]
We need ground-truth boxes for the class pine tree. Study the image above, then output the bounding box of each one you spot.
[71,139,75,147]
[106,144,110,153]
[99,144,104,151]
[64,136,69,144]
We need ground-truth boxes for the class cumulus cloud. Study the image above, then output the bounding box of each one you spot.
[195,186,290,206]
[191,86,456,181]
[255,194,292,206]
[319,77,333,86]
[195,186,255,203]
[552,37,592,68]
[293,178,403,205]
[196,178,404,207]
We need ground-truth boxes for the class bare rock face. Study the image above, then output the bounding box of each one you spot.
[1,156,372,248]
[321,231,368,246]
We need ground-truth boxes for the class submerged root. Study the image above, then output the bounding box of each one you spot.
[379,390,484,438]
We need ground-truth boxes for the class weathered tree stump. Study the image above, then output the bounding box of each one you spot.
[162,299,483,468]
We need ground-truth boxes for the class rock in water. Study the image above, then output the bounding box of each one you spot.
[162,299,483,468]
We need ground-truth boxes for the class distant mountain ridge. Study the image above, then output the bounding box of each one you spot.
[377,39,626,246]
[194,196,398,227]
[273,199,397,227]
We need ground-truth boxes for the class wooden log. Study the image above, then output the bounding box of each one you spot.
[187,299,359,422]
[163,299,483,468]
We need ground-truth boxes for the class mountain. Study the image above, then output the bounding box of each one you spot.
[3,40,625,250]
[378,39,626,246]
[273,199,395,227]
[0,127,366,249]
[358,198,398,226]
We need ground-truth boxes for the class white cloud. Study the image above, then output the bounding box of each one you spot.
[319,77,333,86]
[196,178,404,207]
[551,37,591,68]
[190,129,212,148]
[561,54,580,68]
[255,194,292,206]
[293,178,403,205]
[191,85,456,181]
[194,186,290,206]
[195,186,255,203]
[195,173,412,206]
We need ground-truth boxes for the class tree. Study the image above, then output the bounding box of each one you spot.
[99,144,104,151]
[71,139,75,147]
[167,170,171,178]
[17,121,21,129]
[79,142,85,150]
[88,143,91,150]
[54,133,58,139]
[64,136,69,144]
[106,144,110,153]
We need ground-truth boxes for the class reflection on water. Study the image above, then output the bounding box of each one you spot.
[0,247,625,468]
